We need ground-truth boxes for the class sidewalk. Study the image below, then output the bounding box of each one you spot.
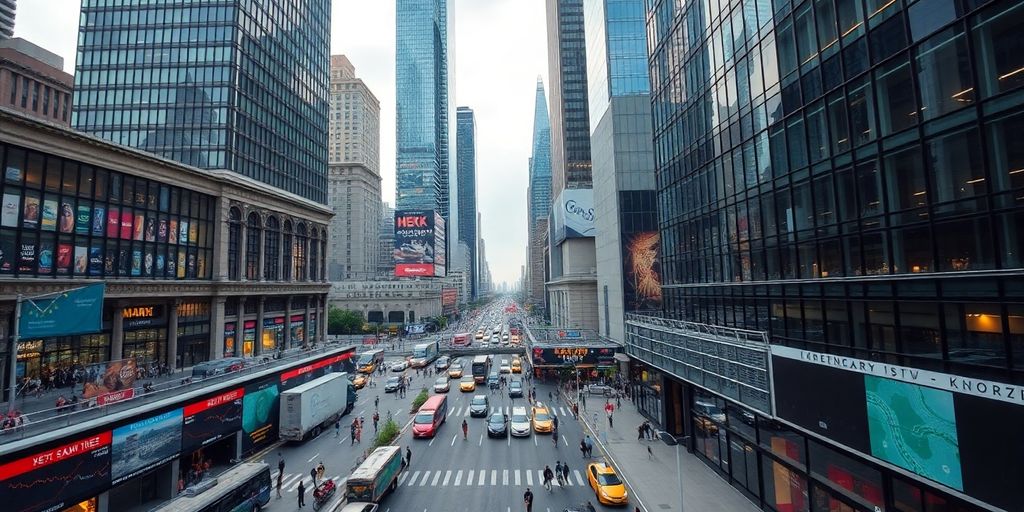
[556,385,759,512]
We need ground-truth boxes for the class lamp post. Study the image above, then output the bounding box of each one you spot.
[658,431,690,512]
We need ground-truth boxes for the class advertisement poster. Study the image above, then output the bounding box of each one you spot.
[89,246,103,275]
[81,356,135,400]
[157,218,168,242]
[156,253,165,274]
[106,209,119,237]
[224,323,236,357]
[289,314,305,347]
[1,193,19,227]
[131,249,142,276]
[40,198,56,230]
[56,243,72,274]
[74,246,88,274]
[393,209,437,277]
[59,202,75,233]
[119,212,132,239]
[133,213,144,240]
[144,217,155,242]
[530,346,618,367]
[176,250,186,278]
[243,321,256,358]
[441,287,458,315]
[0,232,15,272]
[242,379,280,454]
[622,231,662,311]
[551,189,596,243]
[179,220,189,244]
[278,351,356,389]
[23,193,40,228]
[37,242,52,274]
[76,205,91,235]
[111,408,183,484]
[18,241,36,273]
[92,206,105,235]
[0,431,112,512]
[182,387,244,453]
[168,219,178,245]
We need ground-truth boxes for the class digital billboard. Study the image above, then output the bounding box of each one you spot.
[530,346,619,367]
[394,210,445,277]
[1,432,112,512]
[111,408,183,484]
[770,346,1024,509]
[551,189,595,244]
[622,231,662,311]
[182,387,244,453]
[241,379,279,454]
[441,287,458,315]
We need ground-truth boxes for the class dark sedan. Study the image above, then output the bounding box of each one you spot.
[384,376,401,393]
[469,394,489,417]
[509,379,523,398]
[487,412,509,438]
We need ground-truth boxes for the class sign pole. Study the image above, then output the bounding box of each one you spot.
[7,294,22,414]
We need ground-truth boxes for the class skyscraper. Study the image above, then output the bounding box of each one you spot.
[72,1,330,203]
[630,1,1024,511]
[0,1,15,39]
[395,0,450,227]
[327,55,381,281]
[527,78,552,306]
[456,106,478,298]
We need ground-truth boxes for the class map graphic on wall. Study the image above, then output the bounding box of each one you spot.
[865,376,963,491]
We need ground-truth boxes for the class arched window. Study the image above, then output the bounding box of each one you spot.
[227,207,242,280]
[320,229,328,282]
[294,223,308,281]
[245,212,261,280]
[309,228,320,281]
[264,216,280,280]
[282,220,293,281]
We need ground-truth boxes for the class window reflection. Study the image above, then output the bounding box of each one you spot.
[971,0,1024,98]
[916,27,975,120]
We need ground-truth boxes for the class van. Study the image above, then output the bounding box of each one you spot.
[412,394,448,438]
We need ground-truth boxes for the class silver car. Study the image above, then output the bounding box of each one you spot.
[510,406,531,437]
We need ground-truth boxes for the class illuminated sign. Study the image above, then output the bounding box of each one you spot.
[122,306,154,319]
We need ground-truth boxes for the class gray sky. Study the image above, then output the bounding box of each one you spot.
[14,0,547,288]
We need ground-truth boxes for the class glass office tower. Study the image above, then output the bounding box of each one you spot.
[395,0,450,223]
[529,78,552,225]
[456,106,478,298]
[636,0,1024,511]
[73,0,330,204]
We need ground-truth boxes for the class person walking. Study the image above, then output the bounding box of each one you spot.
[585,435,594,458]
[462,419,469,440]
[297,479,306,508]
[580,393,587,411]
[276,471,283,499]
[373,411,380,432]
[560,460,570,484]
[335,419,340,438]
[637,423,645,441]
[277,453,286,478]
[406,446,412,467]
[542,465,554,492]
[374,395,379,410]
[608,412,614,429]
[350,420,357,445]
[523,487,534,512]
[310,467,318,487]
[316,462,325,484]
[580,438,588,459]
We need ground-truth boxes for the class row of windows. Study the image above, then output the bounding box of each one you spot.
[227,209,327,284]
[78,25,234,48]
[6,72,70,122]
[76,86,230,107]
[81,5,235,26]
[75,65,232,87]
[78,45,235,69]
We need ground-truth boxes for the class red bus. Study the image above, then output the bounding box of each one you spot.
[452,332,472,347]
[412,394,448,438]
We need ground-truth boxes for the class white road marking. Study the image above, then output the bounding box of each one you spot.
[428,437,436,446]
[526,471,533,486]
[574,470,585,486]
[464,407,471,417]
[451,434,458,446]
[442,470,452,486]
[419,471,432,486]
[454,470,463,486]
[406,471,420,486]
[339,437,348,445]
[431,471,442,486]
[282,474,302,489]
[563,435,569,446]
[534,435,538,446]
[490,470,497,485]
[502,469,508,485]
[466,470,474,486]
[307,453,320,463]
[514,470,521,486]
[507,433,511,446]
[477,469,486,485]
[537,470,544,485]
[479,433,483,446]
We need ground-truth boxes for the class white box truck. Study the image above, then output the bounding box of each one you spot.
[279,372,355,441]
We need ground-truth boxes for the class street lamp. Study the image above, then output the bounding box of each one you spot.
[658,431,690,512]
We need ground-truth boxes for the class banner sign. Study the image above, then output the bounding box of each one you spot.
[551,189,595,243]
[394,210,445,277]
[279,350,355,385]
[442,287,458,315]
[183,387,244,452]
[1,432,112,512]
[19,283,104,338]
[96,387,135,406]
[531,346,619,367]
[82,357,137,400]
[111,408,183,484]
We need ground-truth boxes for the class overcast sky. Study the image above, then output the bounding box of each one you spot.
[15,0,547,288]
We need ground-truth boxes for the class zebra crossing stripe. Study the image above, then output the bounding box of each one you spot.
[442,470,452,486]
[490,470,497,486]
[526,470,533,486]
[537,470,544,485]
[454,470,463,486]
[574,470,585,486]
[502,469,509,486]
[466,470,474,486]
[514,469,521,486]
[398,472,408,485]
[431,471,442,486]
[406,471,419,486]
[419,471,432,486]
[464,407,472,417]
[477,469,486,486]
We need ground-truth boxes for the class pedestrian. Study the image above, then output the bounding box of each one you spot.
[585,435,594,457]
[316,462,325,483]
[638,423,645,441]
[335,419,340,438]
[297,480,306,507]
[542,465,554,492]
[523,487,534,512]
[406,446,412,466]
[278,453,286,475]
[310,467,317,487]
[276,471,283,498]
[573,402,579,419]
[373,411,380,432]
[553,414,559,431]
[608,412,614,429]
[350,420,357,445]
[375,395,379,410]
[580,439,588,459]
[580,393,587,411]
[560,461,569,483]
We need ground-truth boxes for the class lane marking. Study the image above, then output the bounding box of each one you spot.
[451,434,457,446]
[563,435,569,446]
[479,433,483,446]
[537,470,544,486]
[502,469,508,486]
[398,472,409,485]
[514,469,521,486]
[406,471,420,486]
[307,453,320,463]
[454,470,463,486]
[534,435,538,446]
[491,470,498,485]
[574,470,585,486]
[464,407,471,417]
[442,470,452,486]
[339,437,348,445]
[526,470,533,486]
[428,436,436,446]
[466,470,474,486]
[477,469,486,486]
[431,471,442,486]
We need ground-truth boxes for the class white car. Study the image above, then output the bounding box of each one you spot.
[510,406,531,437]
[500,363,511,374]
[391,361,408,372]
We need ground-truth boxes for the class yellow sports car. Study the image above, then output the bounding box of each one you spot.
[587,462,628,505]
[352,374,368,389]
[459,376,476,392]
[448,364,464,378]
[531,404,553,433]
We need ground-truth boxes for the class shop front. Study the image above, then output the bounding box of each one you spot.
[175,301,210,368]
[262,316,284,353]
[528,345,621,383]
[121,304,168,365]
[289,314,305,347]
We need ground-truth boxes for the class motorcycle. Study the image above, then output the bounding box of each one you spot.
[312,478,336,511]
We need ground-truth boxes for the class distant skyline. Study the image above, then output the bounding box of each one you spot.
[13,0,546,287]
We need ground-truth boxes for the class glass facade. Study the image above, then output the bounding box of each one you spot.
[456,106,478,299]
[644,0,1024,510]
[548,0,594,191]
[529,79,552,225]
[0,142,215,279]
[395,0,450,223]
[72,0,330,204]
[585,0,652,123]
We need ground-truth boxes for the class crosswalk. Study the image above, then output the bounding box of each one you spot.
[398,468,586,488]
[446,404,573,418]
[271,471,346,494]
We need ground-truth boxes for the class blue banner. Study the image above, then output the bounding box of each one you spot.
[19,283,104,338]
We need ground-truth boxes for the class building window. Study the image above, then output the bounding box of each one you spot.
[42,86,50,115]
[264,216,280,280]
[228,207,241,280]
[309,228,319,281]
[245,212,261,280]
[20,77,28,108]
[32,82,39,111]
[282,220,293,281]
[294,223,308,281]
[8,73,15,105]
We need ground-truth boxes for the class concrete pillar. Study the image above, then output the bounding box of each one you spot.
[303,297,311,349]
[277,226,285,281]
[320,296,328,345]
[238,218,248,282]
[211,197,230,281]
[211,298,226,360]
[254,297,264,356]
[111,301,125,361]
[169,459,181,498]
[284,297,293,349]
[167,300,179,371]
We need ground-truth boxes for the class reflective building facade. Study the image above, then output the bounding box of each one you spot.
[636,0,1024,510]
[72,0,331,204]
[395,0,450,224]
[529,79,553,226]
[456,106,478,298]
[546,0,594,195]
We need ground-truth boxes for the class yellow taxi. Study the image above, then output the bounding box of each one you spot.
[586,462,628,505]
[459,375,476,392]
[448,364,464,378]
[511,359,522,374]
[531,403,554,433]
[352,374,368,389]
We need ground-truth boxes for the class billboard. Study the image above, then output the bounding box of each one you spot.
[394,210,446,277]
[1,432,112,512]
[81,357,137,401]
[111,408,183,484]
[19,283,104,338]
[182,387,244,452]
[241,379,280,454]
[441,287,458,315]
[551,189,595,244]
[530,346,619,367]
[622,232,662,311]
[771,346,1024,510]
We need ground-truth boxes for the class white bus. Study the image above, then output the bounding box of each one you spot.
[151,463,271,512]
[410,341,440,367]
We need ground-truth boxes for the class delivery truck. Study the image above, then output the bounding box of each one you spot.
[345,446,403,503]
[279,372,356,441]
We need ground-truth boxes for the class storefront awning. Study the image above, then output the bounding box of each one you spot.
[613,353,630,363]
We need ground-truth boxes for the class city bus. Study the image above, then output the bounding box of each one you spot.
[471,354,491,384]
[357,349,385,373]
[452,332,472,347]
[152,462,271,512]
[410,341,440,367]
